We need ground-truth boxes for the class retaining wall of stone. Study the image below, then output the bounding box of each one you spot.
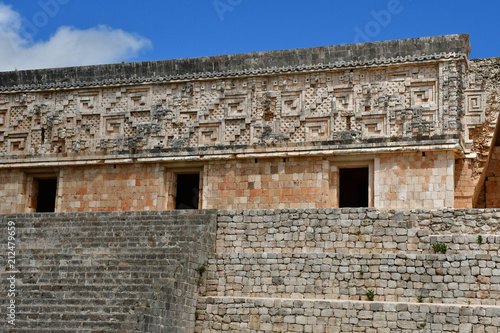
[205,252,500,305]
[196,298,500,332]
[196,208,500,332]
[215,209,500,255]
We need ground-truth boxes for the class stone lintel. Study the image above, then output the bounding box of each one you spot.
[0,137,461,169]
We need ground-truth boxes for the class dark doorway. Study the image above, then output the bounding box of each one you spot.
[339,168,369,208]
[36,178,57,212]
[176,174,200,209]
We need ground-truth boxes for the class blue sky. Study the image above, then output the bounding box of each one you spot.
[0,0,498,71]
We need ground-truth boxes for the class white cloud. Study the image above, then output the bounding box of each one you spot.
[0,3,152,71]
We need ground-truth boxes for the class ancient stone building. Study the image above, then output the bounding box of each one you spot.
[2,33,498,214]
[2,34,500,332]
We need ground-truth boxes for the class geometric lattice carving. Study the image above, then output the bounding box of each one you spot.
[281,91,303,116]
[224,93,249,118]
[410,82,437,109]
[0,61,467,157]
[465,92,485,125]
[464,91,487,148]
[0,110,6,128]
[333,88,354,115]
[362,116,387,137]
[128,88,150,111]
[199,124,221,146]
[102,115,124,138]
[8,134,28,154]
[77,91,100,112]
[305,118,330,141]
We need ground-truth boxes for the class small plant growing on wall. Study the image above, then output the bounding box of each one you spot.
[366,289,375,301]
[195,262,207,286]
[432,243,447,254]
[478,235,483,244]
[418,295,424,303]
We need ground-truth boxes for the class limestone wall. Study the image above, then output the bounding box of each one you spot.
[0,150,459,214]
[198,298,499,332]
[196,208,500,332]
[213,209,500,255]
[206,252,500,305]
[59,163,165,212]
[203,157,330,210]
[375,151,454,209]
[0,169,25,214]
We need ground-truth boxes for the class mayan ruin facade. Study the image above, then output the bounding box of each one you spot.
[2,34,500,331]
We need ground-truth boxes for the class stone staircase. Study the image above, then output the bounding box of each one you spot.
[195,208,500,332]
[0,210,217,333]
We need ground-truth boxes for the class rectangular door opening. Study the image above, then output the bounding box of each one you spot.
[339,167,368,208]
[35,178,58,212]
[175,174,200,209]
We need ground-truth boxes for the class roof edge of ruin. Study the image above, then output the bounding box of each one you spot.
[0,34,470,92]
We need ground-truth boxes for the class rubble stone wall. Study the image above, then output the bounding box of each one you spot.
[195,208,500,332]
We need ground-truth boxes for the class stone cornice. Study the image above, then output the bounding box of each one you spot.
[0,136,461,168]
[0,34,470,93]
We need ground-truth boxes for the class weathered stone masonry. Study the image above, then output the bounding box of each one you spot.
[2,34,500,332]
[1,34,496,212]
[0,210,217,332]
[196,208,500,332]
[4,209,500,331]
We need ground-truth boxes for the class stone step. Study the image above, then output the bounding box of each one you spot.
[1,219,214,230]
[18,280,186,290]
[1,210,217,333]
[17,286,197,297]
[12,221,211,227]
[13,251,194,259]
[16,232,207,240]
[10,306,192,332]
[17,231,207,238]
[10,265,194,274]
[10,296,183,306]
[16,245,195,251]
[203,252,500,306]
[15,249,202,257]
[13,265,191,273]
[7,326,139,333]
[8,315,141,331]
[195,296,500,332]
